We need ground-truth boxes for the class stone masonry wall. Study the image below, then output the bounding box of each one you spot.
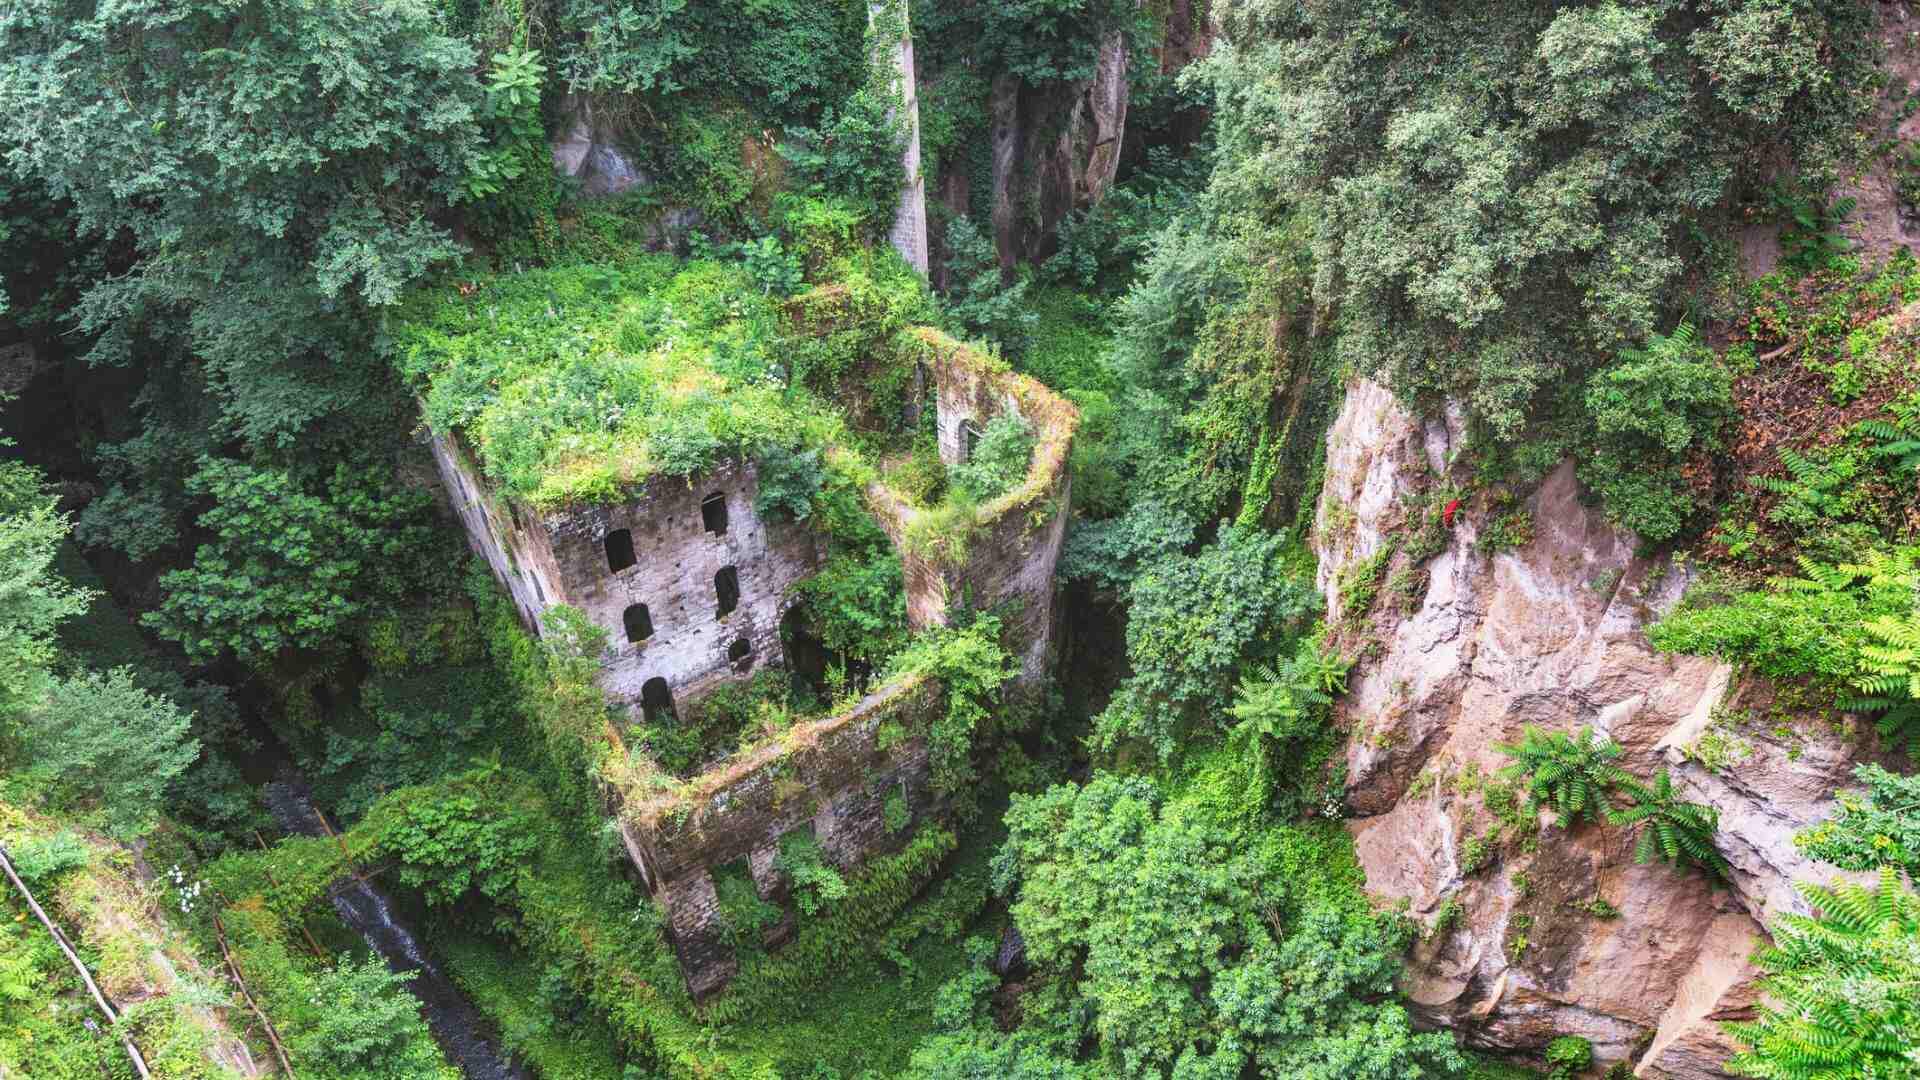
[427,430,566,632]
[628,676,947,999]
[429,432,821,716]
[536,459,820,712]
[866,329,1076,680]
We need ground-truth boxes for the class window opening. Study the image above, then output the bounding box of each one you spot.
[530,574,545,604]
[728,637,753,672]
[605,528,636,573]
[960,419,983,461]
[641,677,676,725]
[701,492,729,534]
[715,566,740,618]
[623,603,654,643]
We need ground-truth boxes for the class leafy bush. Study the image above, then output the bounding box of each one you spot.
[792,548,909,673]
[288,955,456,1080]
[777,832,850,917]
[940,216,1036,355]
[144,458,446,664]
[0,460,88,733]
[886,614,1016,792]
[1578,324,1733,542]
[1797,764,1920,884]
[1226,635,1350,749]
[1093,526,1317,758]
[1726,869,1919,1080]
[21,668,198,840]
[1651,549,1919,689]
[1058,498,1198,592]
[947,414,1036,503]
[784,87,905,230]
[755,445,826,522]
[983,772,1465,1078]
[1545,1035,1592,1080]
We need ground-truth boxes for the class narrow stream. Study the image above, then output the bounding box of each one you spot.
[262,773,532,1080]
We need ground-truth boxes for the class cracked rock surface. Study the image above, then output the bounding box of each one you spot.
[1311,378,1869,1078]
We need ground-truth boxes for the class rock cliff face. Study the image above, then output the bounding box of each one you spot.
[1311,379,1869,1077]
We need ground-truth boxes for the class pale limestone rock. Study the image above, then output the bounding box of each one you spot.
[1313,378,1866,1077]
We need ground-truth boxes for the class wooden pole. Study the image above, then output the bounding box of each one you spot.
[0,842,153,1079]
[212,911,297,1078]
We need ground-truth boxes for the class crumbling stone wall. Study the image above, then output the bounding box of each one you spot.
[427,430,566,631]
[429,322,1077,1002]
[871,329,1077,680]
[429,435,820,714]
[623,676,946,999]
[538,459,819,712]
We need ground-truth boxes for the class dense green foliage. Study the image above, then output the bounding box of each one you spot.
[1578,324,1735,541]
[0,0,485,444]
[1726,869,1920,1079]
[146,460,448,665]
[1094,526,1317,758]
[0,461,87,734]
[961,766,1465,1078]
[19,668,197,840]
[5,0,1917,1076]
[1201,0,1876,438]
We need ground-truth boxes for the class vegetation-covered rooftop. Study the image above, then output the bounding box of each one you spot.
[391,253,933,508]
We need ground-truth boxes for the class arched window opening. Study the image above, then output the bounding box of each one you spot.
[529,573,545,604]
[701,492,729,534]
[605,528,636,573]
[714,566,740,618]
[623,603,654,643]
[960,419,983,461]
[641,677,676,725]
[728,637,753,672]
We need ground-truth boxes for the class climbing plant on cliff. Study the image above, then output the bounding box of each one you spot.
[1198,0,1877,438]
[1607,769,1728,879]
[1725,869,1920,1080]
[1495,726,1631,829]
[1798,764,1920,885]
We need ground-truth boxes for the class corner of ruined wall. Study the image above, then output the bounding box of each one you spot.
[615,674,946,999]
[867,328,1078,679]
[424,424,565,633]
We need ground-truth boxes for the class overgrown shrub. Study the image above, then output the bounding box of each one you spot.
[1093,526,1317,758]
[1578,324,1733,542]
[947,414,1036,503]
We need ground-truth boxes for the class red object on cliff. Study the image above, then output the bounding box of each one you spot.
[1443,498,1461,528]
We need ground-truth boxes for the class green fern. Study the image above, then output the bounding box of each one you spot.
[1726,868,1920,1079]
[1753,447,1860,528]
[1495,725,1631,828]
[1859,418,1920,474]
[1607,770,1729,879]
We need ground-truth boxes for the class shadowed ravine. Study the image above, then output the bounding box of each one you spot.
[263,774,531,1080]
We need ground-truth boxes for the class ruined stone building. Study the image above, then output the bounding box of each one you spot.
[420,285,1076,998]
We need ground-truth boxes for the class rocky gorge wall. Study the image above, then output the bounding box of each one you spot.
[1311,379,1873,1078]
